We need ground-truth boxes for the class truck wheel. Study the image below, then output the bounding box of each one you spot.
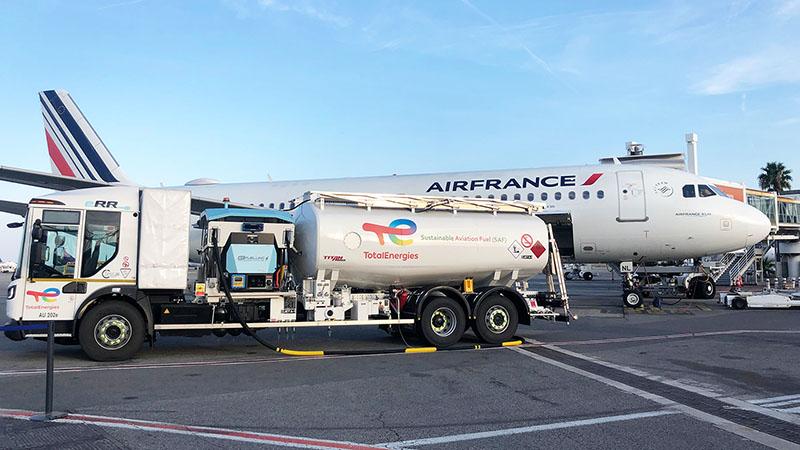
[419,297,466,347]
[473,295,518,344]
[690,279,715,299]
[79,301,144,361]
[623,290,643,308]
[731,297,747,310]
[583,272,594,281]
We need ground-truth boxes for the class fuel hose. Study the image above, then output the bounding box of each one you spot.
[210,230,525,356]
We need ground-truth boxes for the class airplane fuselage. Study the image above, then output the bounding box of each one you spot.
[184,164,771,264]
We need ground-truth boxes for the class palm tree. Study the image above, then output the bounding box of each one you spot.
[758,162,793,193]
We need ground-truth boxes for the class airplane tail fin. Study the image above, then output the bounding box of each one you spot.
[39,89,132,184]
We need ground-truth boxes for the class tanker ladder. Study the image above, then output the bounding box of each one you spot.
[517,223,573,323]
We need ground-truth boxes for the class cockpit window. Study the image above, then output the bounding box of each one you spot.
[682,185,696,198]
[709,184,728,197]
[698,184,715,197]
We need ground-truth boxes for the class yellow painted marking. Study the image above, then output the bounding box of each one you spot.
[405,347,437,353]
[279,349,325,357]
[502,340,523,347]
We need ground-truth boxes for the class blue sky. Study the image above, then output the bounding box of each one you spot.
[0,0,798,258]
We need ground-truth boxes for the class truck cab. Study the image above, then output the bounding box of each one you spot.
[5,187,142,355]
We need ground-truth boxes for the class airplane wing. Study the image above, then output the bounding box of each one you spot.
[0,165,108,191]
[0,199,28,217]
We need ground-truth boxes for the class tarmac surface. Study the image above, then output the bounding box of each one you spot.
[1,272,800,449]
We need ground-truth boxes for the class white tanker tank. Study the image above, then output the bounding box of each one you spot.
[291,192,551,289]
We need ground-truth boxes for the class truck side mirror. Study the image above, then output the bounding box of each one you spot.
[31,219,43,241]
[30,241,46,266]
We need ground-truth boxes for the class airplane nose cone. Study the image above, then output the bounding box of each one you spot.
[743,207,772,245]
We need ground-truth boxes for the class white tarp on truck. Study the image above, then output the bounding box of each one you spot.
[138,189,191,290]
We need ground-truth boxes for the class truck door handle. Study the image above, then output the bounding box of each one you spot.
[62,281,87,294]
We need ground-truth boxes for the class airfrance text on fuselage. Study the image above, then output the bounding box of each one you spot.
[426,173,603,192]
[427,175,580,193]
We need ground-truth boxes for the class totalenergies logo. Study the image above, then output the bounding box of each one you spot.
[27,288,61,303]
[362,219,417,246]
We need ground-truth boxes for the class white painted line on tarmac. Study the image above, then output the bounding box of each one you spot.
[510,347,800,450]
[0,346,506,377]
[760,399,800,409]
[545,344,800,427]
[523,329,800,347]
[379,410,678,448]
[0,408,382,450]
[751,394,800,405]
[778,407,800,414]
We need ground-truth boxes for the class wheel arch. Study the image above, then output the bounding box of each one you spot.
[74,286,152,338]
[473,286,530,326]
[410,286,471,320]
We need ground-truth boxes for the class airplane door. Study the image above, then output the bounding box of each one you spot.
[616,171,648,222]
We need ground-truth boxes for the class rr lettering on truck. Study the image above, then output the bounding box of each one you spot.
[362,219,417,246]
[426,173,603,193]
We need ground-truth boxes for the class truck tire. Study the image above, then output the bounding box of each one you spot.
[79,301,145,361]
[473,294,518,344]
[419,297,466,347]
[583,272,594,281]
[689,278,715,299]
[623,290,643,308]
[731,297,747,310]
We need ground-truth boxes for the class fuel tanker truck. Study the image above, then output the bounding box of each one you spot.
[4,187,571,361]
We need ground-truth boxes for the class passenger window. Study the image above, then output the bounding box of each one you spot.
[568,191,576,200]
[554,192,562,200]
[500,194,508,201]
[527,193,534,201]
[475,195,482,198]
[513,193,521,201]
[81,211,121,277]
[30,210,81,278]
[279,202,285,209]
[582,191,590,199]
[488,194,495,199]
[541,192,548,201]
[597,190,605,199]
[269,203,275,209]
[682,185,696,198]
[698,184,716,197]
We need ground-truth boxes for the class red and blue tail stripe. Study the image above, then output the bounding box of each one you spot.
[39,89,130,184]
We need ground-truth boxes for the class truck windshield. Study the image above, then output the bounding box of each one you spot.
[11,216,28,281]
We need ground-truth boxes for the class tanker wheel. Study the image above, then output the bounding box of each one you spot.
[419,297,466,348]
[473,294,518,344]
[79,300,144,362]
[583,272,594,281]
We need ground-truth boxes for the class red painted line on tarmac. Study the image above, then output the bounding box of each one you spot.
[0,408,382,450]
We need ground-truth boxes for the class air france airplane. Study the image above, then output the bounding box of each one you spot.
[0,90,772,285]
